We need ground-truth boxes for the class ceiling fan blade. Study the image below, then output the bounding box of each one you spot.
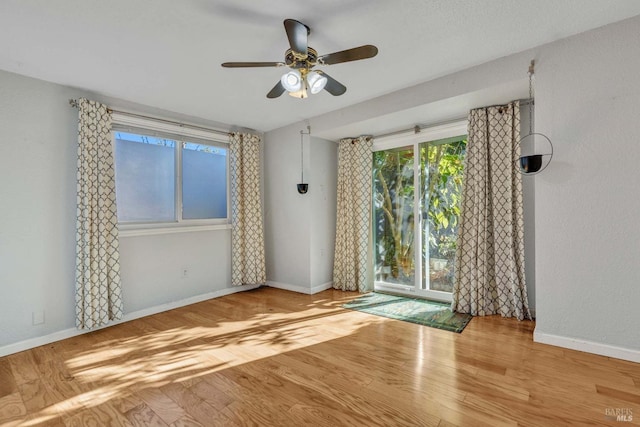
[284,19,309,57]
[266,81,286,98]
[317,71,346,96]
[318,45,378,65]
[221,62,284,68]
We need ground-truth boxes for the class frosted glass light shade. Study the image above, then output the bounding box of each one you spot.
[281,70,303,92]
[307,71,327,94]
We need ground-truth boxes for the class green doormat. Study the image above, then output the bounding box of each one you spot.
[343,292,472,333]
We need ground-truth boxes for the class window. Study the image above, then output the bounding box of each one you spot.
[372,121,467,301]
[181,142,227,220]
[114,132,176,222]
[113,127,228,227]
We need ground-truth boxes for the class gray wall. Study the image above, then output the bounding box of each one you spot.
[533,15,640,351]
[0,70,237,351]
[263,125,338,293]
[0,70,79,347]
[309,137,338,289]
[263,123,312,291]
[120,230,231,313]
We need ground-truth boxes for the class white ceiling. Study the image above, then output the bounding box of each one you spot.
[1,0,640,133]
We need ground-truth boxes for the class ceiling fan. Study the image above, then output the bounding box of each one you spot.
[221,19,378,99]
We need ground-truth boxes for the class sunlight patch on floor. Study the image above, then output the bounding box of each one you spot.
[21,305,378,421]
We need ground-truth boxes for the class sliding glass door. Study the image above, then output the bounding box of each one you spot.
[373,123,467,301]
[372,147,416,287]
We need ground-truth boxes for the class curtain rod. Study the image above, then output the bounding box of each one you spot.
[482,97,533,110]
[68,99,233,137]
[373,117,466,140]
[372,98,533,140]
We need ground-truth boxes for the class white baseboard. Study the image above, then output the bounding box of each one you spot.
[0,284,260,358]
[266,281,311,294]
[534,330,640,363]
[266,281,334,295]
[311,281,334,294]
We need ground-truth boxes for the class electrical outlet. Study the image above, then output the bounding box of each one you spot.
[181,267,189,279]
[32,311,44,325]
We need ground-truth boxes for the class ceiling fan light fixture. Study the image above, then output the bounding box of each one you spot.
[221,19,378,99]
[281,70,302,92]
[288,85,308,99]
[307,71,327,94]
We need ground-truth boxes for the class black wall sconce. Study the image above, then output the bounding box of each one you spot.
[518,133,553,174]
[298,125,310,194]
[519,154,543,174]
[517,60,553,175]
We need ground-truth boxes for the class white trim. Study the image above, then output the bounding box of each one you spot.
[175,138,183,222]
[374,282,452,303]
[119,223,231,237]
[266,281,333,295]
[266,281,312,294]
[413,137,424,296]
[534,330,640,363]
[112,112,229,144]
[0,284,259,358]
[311,281,334,294]
[373,121,468,151]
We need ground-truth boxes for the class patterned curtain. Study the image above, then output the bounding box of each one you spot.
[229,132,266,286]
[333,136,373,292]
[75,98,124,329]
[453,102,531,320]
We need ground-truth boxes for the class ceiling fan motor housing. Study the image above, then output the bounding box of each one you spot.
[285,47,318,69]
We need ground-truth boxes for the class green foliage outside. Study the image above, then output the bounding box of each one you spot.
[373,137,466,290]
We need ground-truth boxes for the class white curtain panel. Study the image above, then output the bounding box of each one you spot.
[229,132,266,286]
[75,98,124,329]
[453,102,531,320]
[333,136,373,292]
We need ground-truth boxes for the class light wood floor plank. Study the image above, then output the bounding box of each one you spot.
[0,392,26,424]
[124,403,167,427]
[1,287,639,426]
[6,351,40,386]
[160,382,217,426]
[0,359,18,398]
[17,379,57,413]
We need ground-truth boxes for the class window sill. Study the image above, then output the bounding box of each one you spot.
[119,223,231,238]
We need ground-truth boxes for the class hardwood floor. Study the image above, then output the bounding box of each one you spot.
[1,287,639,426]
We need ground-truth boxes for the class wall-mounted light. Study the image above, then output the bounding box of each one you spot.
[517,60,553,175]
[298,125,311,194]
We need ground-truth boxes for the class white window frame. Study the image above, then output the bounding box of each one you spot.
[372,120,468,302]
[112,113,231,237]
